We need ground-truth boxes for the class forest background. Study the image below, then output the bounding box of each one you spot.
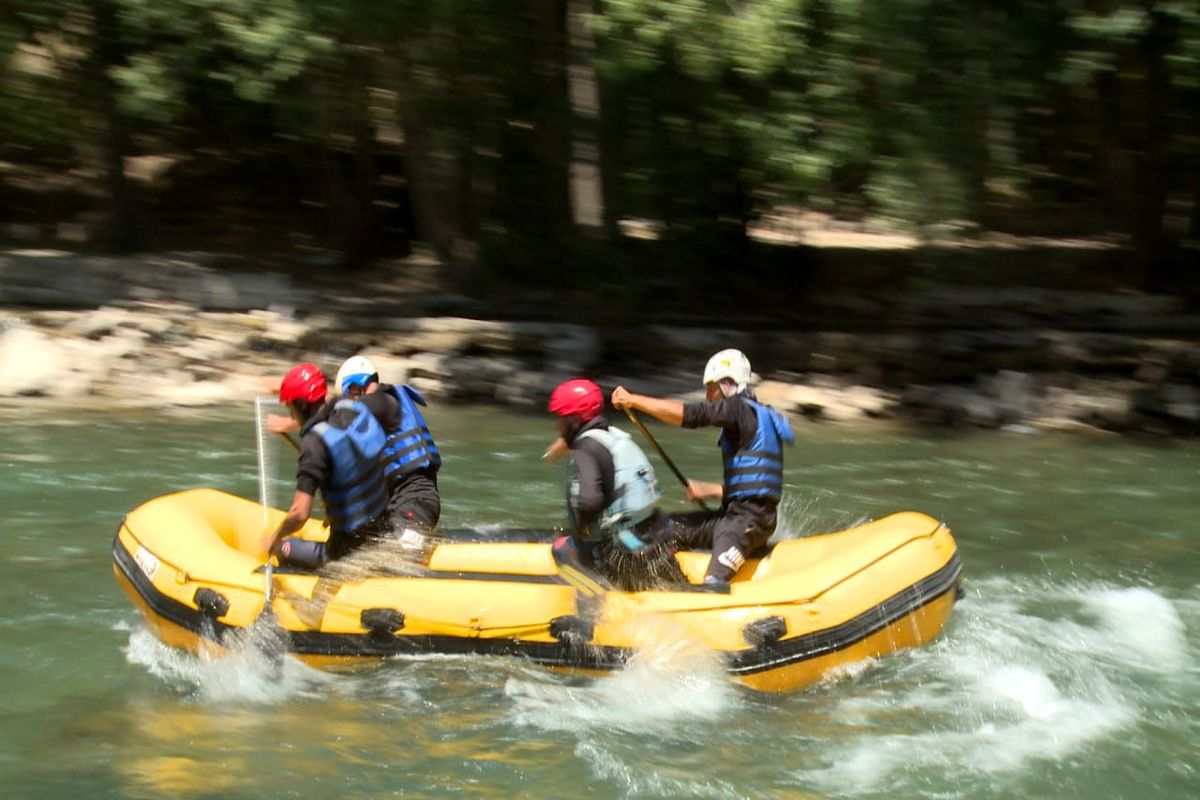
[1,1,1199,432]
[3,1,1197,299]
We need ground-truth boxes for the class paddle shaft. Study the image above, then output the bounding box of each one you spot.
[263,561,274,607]
[622,408,712,511]
[264,433,299,607]
[260,425,297,618]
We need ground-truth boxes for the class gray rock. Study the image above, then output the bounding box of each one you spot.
[0,325,72,396]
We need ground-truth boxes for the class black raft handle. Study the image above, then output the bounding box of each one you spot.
[194,587,231,620]
[361,608,406,637]
[549,615,595,646]
[743,615,787,647]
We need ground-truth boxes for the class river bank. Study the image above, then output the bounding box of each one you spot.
[2,250,1198,434]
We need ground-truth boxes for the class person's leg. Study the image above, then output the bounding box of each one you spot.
[276,524,375,568]
[552,533,597,569]
[387,477,441,563]
[665,509,723,550]
[388,474,440,531]
[704,504,776,583]
[390,494,440,530]
[275,537,328,569]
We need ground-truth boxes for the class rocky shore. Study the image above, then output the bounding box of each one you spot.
[2,250,1198,434]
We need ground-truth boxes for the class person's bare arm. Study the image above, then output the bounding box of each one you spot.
[610,386,685,426]
[265,413,299,434]
[685,480,723,503]
[542,436,569,463]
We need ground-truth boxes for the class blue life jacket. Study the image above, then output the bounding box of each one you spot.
[381,384,441,485]
[720,398,795,503]
[313,399,389,534]
[573,426,661,544]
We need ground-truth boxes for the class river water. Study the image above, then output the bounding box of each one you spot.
[1,406,1197,799]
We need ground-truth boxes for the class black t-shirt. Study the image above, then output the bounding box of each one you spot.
[566,416,616,530]
[681,392,759,451]
[294,391,402,495]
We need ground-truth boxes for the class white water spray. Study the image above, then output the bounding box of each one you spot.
[505,617,733,735]
[801,576,1187,796]
[123,625,332,704]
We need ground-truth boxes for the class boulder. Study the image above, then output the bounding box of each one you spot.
[0,323,72,396]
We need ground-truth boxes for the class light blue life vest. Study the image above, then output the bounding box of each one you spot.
[573,426,662,544]
[313,399,388,534]
[720,398,795,503]
[381,384,441,484]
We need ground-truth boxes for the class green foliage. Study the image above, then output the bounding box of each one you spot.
[0,0,1196,286]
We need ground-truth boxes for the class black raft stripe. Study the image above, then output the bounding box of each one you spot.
[114,533,961,677]
[727,552,963,676]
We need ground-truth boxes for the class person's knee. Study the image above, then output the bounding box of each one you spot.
[390,498,439,531]
[553,534,595,568]
[276,538,328,570]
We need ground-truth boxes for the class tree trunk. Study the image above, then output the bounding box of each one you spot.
[89,0,141,251]
[1128,10,1178,288]
[339,56,380,270]
[566,0,604,232]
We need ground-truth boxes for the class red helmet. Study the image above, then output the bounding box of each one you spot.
[548,379,603,420]
[279,363,327,404]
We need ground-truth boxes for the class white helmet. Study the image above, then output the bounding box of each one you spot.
[702,348,752,394]
[336,354,378,394]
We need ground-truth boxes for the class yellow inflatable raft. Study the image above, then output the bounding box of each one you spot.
[112,488,962,692]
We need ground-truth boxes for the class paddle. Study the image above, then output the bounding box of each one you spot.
[253,392,300,623]
[622,408,712,512]
[259,432,300,621]
[254,398,280,623]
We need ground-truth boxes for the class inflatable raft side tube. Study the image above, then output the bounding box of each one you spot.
[116,527,960,679]
[113,531,631,670]
[113,532,236,644]
[728,551,962,676]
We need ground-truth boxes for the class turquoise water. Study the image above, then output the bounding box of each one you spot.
[1,406,1197,798]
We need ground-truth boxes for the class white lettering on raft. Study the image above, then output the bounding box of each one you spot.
[134,546,160,580]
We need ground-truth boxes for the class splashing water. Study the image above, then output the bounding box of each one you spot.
[123,622,332,705]
[774,492,871,542]
[503,617,745,797]
[799,576,1189,796]
[505,617,733,735]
